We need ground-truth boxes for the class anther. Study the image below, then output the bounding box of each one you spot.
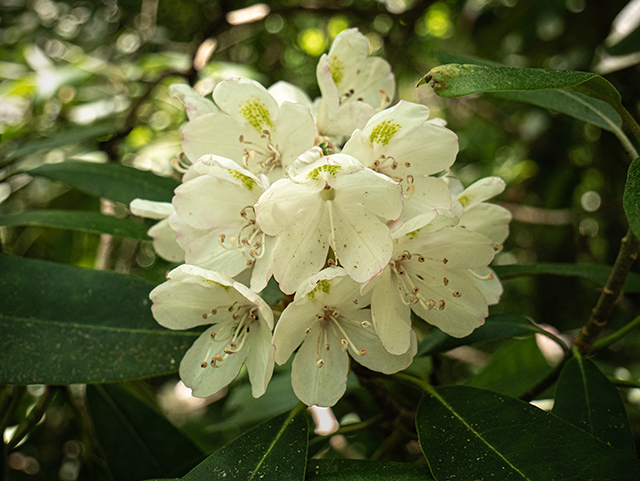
[418,256,425,262]
[224,348,234,354]
[305,327,312,334]
[239,135,244,142]
[249,249,258,258]
[327,258,336,266]
[428,299,436,309]
[361,321,371,328]
[439,300,446,310]
[200,362,207,368]
[341,339,349,351]
[202,313,208,319]
[453,291,461,298]
[219,234,226,243]
[357,349,367,356]
[443,258,448,264]
[211,309,217,315]
[317,359,325,368]
[246,259,254,267]
[210,331,216,339]
[405,162,411,167]
[443,277,449,286]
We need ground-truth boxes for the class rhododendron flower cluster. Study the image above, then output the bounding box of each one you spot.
[139,29,511,407]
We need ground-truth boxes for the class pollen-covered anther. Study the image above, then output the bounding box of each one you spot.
[361,321,371,328]
[249,249,258,258]
[443,258,449,264]
[411,287,419,295]
[219,234,226,243]
[317,359,325,368]
[246,259,254,267]
[439,300,446,310]
[210,332,216,339]
[428,299,436,309]
[443,277,449,286]
[223,348,234,354]
[405,162,411,167]
[200,361,207,368]
[327,258,336,267]
[340,339,349,351]
[305,327,312,334]
[418,255,425,262]
[453,291,462,298]
[202,313,208,319]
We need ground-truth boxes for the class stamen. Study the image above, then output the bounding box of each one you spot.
[329,313,366,356]
[317,359,325,368]
[200,362,207,368]
[443,258,448,264]
[453,291,461,298]
[361,321,371,328]
[418,256,425,262]
[443,277,449,286]
[439,300,446,310]
[327,201,338,254]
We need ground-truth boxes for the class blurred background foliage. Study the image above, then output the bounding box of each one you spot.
[2,0,640,479]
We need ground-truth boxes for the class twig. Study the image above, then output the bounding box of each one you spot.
[519,351,571,402]
[574,227,639,354]
[591,314,640,352]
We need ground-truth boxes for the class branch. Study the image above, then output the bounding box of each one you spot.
[574,227,639,354]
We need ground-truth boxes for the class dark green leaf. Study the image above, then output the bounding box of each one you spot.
[624,158,640,239]
[0,254,197,384]
[493,262,640,293]
[417,385,640,480]
[553,356,635,456]
[436,51,622,133]
[29,161,179,205]
[306,459,433,480]
[87,384,204,481]
[0,210,150,240]
[182,408,308,481]
[418,314,539,356]
[419,63,622,108]
[466,337,552,397]
[0,123,117,166]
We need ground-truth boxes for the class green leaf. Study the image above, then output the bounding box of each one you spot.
[493,262,640,293]
[419,63,622,108]
[553,356,635,456]
[466,337,552,397]
[418,314,540,356]
[182,407,308,481]
[435,51,623,133]
[87,384,204,481]
[416,385,640,480]
[305,459,433,480]
[0,210,150,240]
[28,161,179,205]
[606,25,640,57]
[0,123,117,167]
[624,158,640,239]
[0,254,197,384]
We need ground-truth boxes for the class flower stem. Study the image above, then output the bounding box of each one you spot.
[309,414,383,446]
[607,377,640,389]
[591,314,640,352]
[574,227,639,355]
[7,387,56,450]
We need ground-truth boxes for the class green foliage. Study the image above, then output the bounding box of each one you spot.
[416,385,640,480]
[0,254,195,384]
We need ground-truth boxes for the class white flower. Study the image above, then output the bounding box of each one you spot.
[170,155,274,292]
[181,78,316,180]
[150,265,274,398]
[315,28,395,141]
[255,148,403,294]
[366,211,496,354]
[272,267,416,407]
[130,199,184,263]
[170,83,219,120]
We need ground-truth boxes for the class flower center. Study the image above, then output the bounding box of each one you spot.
[238,131,281,174]
[218,206,266,267]
[304,306,368,368]
[199,305,259,369]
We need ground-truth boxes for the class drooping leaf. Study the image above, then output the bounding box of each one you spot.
[435,51,623,133]
[305,459,433,480]
[493,262,640,293]
[0,210,150,240]
[624,158,640,239]
[29,161,179,205]
[419,63,622,109]
[553,356,635,456]
[0,123,117,167]
[417,314,540,356]
[86,384,204,481]
[182,407,308,481]
[466,337,552,397]
[0,254,197,384]
[416,385,640,480]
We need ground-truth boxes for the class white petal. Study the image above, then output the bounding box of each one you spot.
[168,212,209,250]
[130,199,174,220]
[455,177,506,208]
[148,218,184,262]
[273,301,323,365]
[244,319,275,398]
[460,267,503,305]
[460,203,512,244]
[249,234,275,293]
[291,325,349,407]
[274,101,316,169]
[181,113,250,164]
[268,80,313,108]
[170,83,218,120]
[183,231,248,276]
[150,266,243,330]
[411,270,488,338]
[349,325,417,374]
[180,324,247,398]
[213,78,279,135]
[371,267,413,354]
[400,176,452,222]
[330,202,393,283]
